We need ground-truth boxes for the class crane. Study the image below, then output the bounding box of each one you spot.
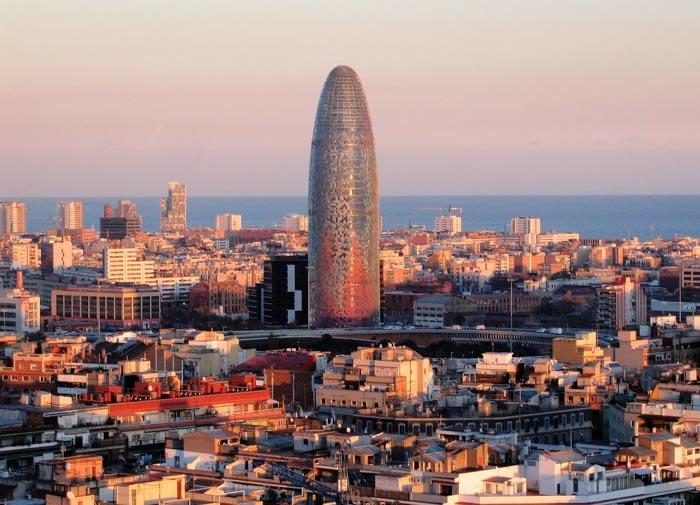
[265,460,352,505]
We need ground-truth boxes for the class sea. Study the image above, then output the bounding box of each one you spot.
[8,195,700,241]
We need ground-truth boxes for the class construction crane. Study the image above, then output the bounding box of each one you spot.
[411,204,463,214]
[265,459,352,505]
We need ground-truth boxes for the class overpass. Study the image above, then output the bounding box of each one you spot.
[231,327,576,348]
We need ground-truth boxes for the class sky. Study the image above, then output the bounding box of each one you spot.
[1,0,699,197]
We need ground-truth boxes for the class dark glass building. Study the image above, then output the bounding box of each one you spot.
[308,65,380,328]
[247,254,308,327]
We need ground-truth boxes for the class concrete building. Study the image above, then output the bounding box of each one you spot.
[413,294,469,328]
[552,331,605,365]
[56,200,84,230]
[435,214,462,234]
[100,201,142,239]
[508,216,541,236]
[40,238,74,274]
[215,213,243,234]
[0,284,40,335]
[104,248,155,284]
[281,213,308,232]
[189,280,247,318]
[160,181,187,234]
[316,345,435,412]
[596,277,648,330]
[51,284,160,330]
[10,242,40,269]
[0,201,26,236]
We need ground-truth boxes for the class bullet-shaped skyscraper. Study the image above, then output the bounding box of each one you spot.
[308,66,380,328]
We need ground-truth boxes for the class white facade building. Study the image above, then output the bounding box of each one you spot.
[0,287,40,335]
[0,201,26,236]
[281,214,309,232]
[435,215,462,234]
[215,213,243,233]
[56,201,84,230]
[103,248,155,284]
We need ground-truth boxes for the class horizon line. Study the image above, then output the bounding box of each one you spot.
[3,193,700,199]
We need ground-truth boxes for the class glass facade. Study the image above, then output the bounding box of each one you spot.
[308,66,380,328]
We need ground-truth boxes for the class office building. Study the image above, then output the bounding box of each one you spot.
[99,201,142,239]
[51,284,160,330]
[247,255,308,326]
[160,181,187,234]
[308,65,380,328]
[215,213,242,233]
[434,214,462,234]
[56,201,84,230]
[0,202,26,236]
[281,214,308,232]
[103,248,155,284]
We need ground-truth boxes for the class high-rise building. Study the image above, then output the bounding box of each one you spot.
[508,216,541,235]
[308,65,380,328]
[247,255,308,326]
[40,238,73,274]
[100,201,142,239]
[281,214,308,232]
[215,213,242,233]
[103,248,155,284]
[0,201,26,236]
[56,201,84,230]
[160,182,187,234]
[434,214,462,234]
[11,242,41,269]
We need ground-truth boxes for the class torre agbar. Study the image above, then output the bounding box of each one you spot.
[308,65,381,328]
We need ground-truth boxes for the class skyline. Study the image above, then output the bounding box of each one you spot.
[2,1,700,197]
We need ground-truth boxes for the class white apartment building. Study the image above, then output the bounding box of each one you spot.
[508,216,541,235]
[0,287,40,335]
[160,181,187,234]
[11,242,40,269]
[0,201,26,236]
[281,214,309,232]
[103,248,155,284]
[435,215,462,234]
[155,276,200,305]
[215,213,242,233]
[56,200,84,230]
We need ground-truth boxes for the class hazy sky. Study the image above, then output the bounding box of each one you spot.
[2,1,699,196]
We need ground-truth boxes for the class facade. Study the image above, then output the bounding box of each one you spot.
[0,287,40,335]
[0,201,26,236]
[51,284,160,330]
[56,200,84,230]
[190,280,248,318]
[11,242,41,269]
[281,213,309,232]
[215,213,242,234]
[103,248,155,284]
[308,65,380,328]
[316,346,435,412]
[40,238,74,273]
[508,216,541,235]
[595,277,647,330]
[160,181,187,234]
[262,254,308,326]
[100,202,142,239]
[155,276,200,307]
[435,215,462,234]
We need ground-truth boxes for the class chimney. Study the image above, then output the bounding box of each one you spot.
[15,270,23,290]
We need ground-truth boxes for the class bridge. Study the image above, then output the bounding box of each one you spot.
[231,327,577,348]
